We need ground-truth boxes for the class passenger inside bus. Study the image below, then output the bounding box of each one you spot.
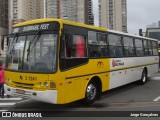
[35,46,56,72]
[66,35,86,58]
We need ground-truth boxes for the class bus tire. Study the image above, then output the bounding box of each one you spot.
[138,69,147,85]
[83,81,98,105]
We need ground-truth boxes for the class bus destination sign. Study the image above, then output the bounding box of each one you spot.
[11,22,60,34]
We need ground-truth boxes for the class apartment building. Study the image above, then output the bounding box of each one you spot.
[9,0,44,32]
[0,0,8,36]
[99,0,127,32]
[45,0,94,25]
[147,21,160,28]
[0,0,8,58]
[45,0,59,18]
[85,0,94,25]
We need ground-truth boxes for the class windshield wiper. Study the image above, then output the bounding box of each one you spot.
[27,31,40,61]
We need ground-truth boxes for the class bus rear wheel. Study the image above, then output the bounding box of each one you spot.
[138,69,147,85]
[83,81,98,105]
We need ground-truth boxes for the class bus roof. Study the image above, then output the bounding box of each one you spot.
[109,30,158,42]
[13,18,158,42]
[13,18,107,32]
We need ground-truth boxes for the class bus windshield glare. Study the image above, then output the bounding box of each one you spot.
[5,33,58,73]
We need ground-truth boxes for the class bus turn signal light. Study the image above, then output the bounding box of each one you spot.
[50,82,56,88]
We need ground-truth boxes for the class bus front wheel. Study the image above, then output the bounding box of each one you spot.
[83,81,98,105]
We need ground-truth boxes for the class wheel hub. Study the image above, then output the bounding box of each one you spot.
[86,84,97,100]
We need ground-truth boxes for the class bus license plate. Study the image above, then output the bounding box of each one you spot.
[16,89,25,94]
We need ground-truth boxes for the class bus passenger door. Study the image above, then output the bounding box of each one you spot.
[60,32,88,103]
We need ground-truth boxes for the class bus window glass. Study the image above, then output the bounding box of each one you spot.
[26,34,57,73]
[152,41,158,55]
[97,33,107,45]
[109,34,122,46]
[5,36,17,69]
[60,35,66,58]
[7,37,14,52]
[88,31,98,44]
[89,45,109,58]
[135,39,144,56]
[9,36,26,71]
[143,40,149,56]
[23,35,37,70]
[123,37,135,56]
[5,33,58,73]
[66,35,86,58]
[108,34,124,57]
[89,32,109,58]
[148,41,153,55]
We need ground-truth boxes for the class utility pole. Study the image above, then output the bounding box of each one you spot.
[58,0,61,19]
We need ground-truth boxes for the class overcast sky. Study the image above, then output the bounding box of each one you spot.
[93,0,160,35]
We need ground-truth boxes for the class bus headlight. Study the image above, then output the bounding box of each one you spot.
[44,82,49,87]
[5,78,10,83]
[40,82,43,87]
[39,82,56,88]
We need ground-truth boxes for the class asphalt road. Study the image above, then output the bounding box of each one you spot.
[1,73,160,119]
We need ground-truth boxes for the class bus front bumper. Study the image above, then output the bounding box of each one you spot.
[4,84,57,104]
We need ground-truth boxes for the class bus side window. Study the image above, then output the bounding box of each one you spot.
[123,37,135,57]
[135,39,144,56]
[74,36,85,57]
[152,41,158,55]
[60,35,66,58]
[88,31,108,58]
[148,41,153,55]
[108,34,124,58]
[66,35,86,58]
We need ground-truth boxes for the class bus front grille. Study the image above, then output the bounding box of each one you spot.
[13,81,34,89]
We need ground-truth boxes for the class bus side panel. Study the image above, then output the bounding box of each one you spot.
[59,24,111,103]
[59,59,110,104]
[80,59,111,95]
[109,56,159,89]
[48,73,66,104]
[147,64,159,77]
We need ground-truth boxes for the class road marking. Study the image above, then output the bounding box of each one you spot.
[150,77,160,81]
[16,99,30,104]
[153,96,160,102]
[0,98,22,101]
[0,103,16,106]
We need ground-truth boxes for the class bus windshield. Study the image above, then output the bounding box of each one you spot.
[5,33,58,73]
